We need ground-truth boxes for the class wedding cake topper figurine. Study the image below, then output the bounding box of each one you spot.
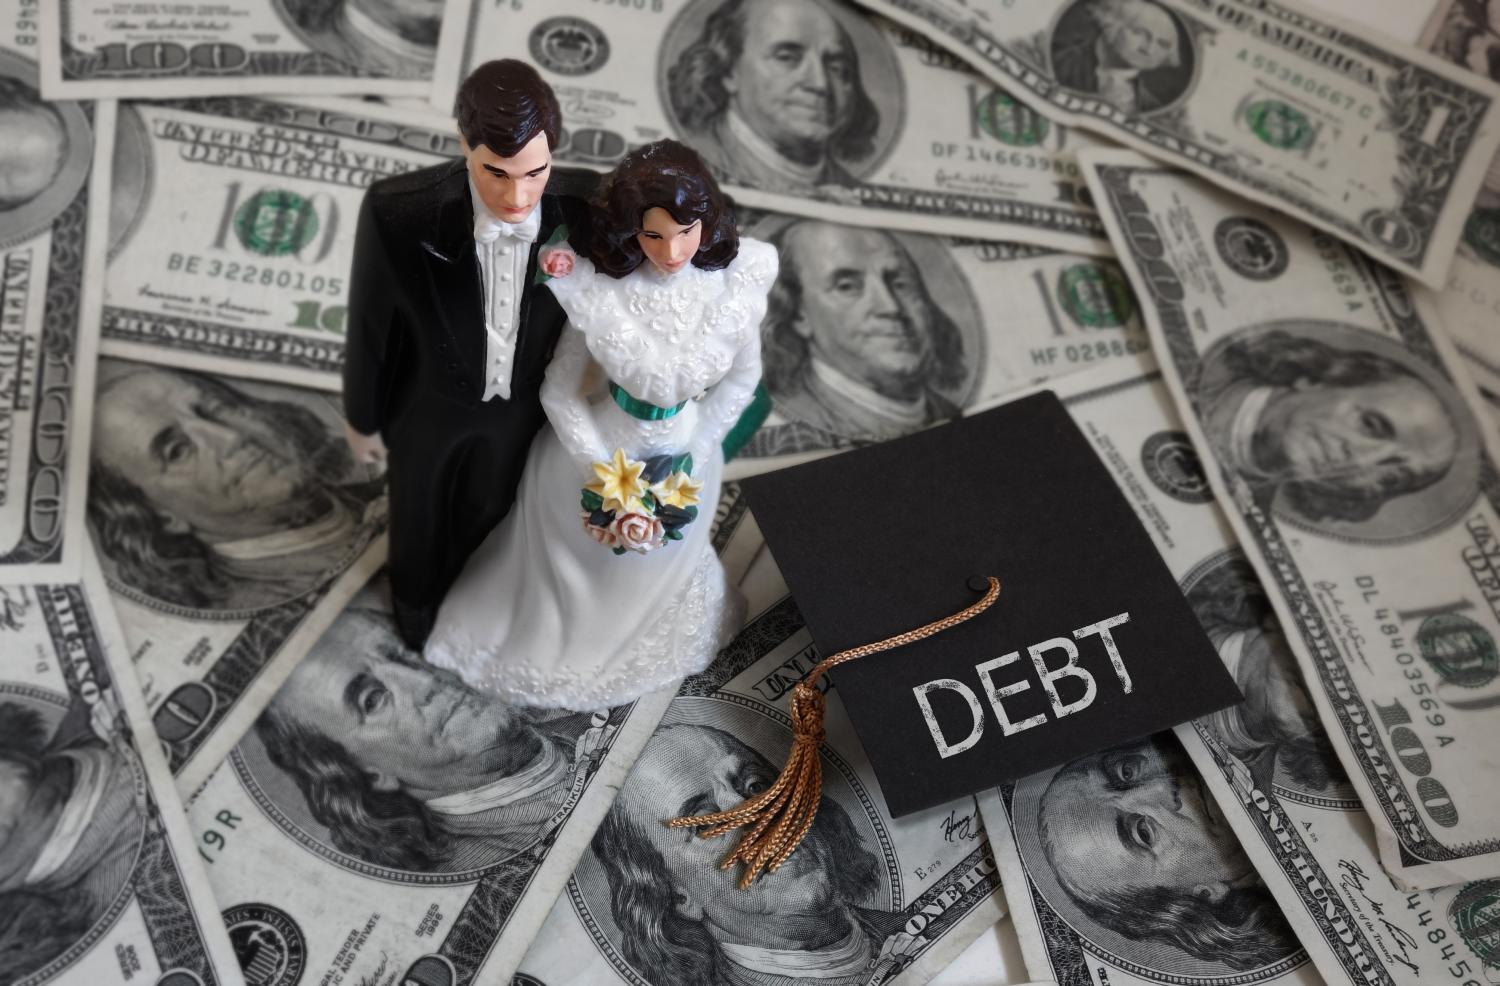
[421,139,778,709]
[342,59,595,650]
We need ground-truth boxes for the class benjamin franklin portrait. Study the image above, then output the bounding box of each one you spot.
[243,596,604,875]
[1196,324,1481,541]
[663,0,899,194]
[0,698,146,982]
[753,218,976,447]
[1049,0,1195,114]
[1011,734,1298,975]
[274,0,442,77]
[87,361,384,614]
[579,719,934,986]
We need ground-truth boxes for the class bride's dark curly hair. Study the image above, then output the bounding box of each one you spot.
[588,139,739,279]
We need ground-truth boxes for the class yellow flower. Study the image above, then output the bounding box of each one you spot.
[588,448,649,513]
[652,470,703,509]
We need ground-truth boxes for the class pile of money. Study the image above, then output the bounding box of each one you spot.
[9,0,1500,984]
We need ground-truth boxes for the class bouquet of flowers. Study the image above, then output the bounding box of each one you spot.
[580,448,703,555]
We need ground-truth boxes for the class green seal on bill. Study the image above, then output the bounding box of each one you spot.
[234,189,318,257]
[1244,100,1314,151]
[1417,613,1499,689]
[975,89,1050,147]
[1447,880,1500,972]
[1463,208,1500,268]
[1057,263,1134,328]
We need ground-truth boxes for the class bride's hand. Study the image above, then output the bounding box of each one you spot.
[540,247,576,278]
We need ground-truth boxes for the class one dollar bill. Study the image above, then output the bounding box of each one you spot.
[515,552,1006,986]
[1084,149,1500,888]
[103,98,457,391]
[0,9,109,582]
[432,0,1109,252]
[0,547,243,986]
[39,0,438,99]
[1419,0,1500,425]
[851,0,1500,288]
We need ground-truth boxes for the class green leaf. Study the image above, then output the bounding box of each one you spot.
[670,452,694,476]
[581,489,604,512]
[684,505,699,521]
[639,491,656,512]
[612,546,627,555]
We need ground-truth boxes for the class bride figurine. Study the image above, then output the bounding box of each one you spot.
[423,139,778,709]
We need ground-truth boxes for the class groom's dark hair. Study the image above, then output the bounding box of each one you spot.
[455,59,562,157]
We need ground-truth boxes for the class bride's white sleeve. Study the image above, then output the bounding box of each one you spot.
[687,334,762,470]
[686,240,778,469]
[541,323,611,474]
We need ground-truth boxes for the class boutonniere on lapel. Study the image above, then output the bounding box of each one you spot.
[534,223,571,285]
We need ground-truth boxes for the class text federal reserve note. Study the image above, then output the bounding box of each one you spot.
[1085,150,1500,888]
[432,0,1108,252]
[514,555,1005,986]
[0,5,109,583]
[88,358,388,796]
[103,98,456,391]
[851,0,1500,288]
[40,0,438,99]
[726,209,1150,478]
[0,549,243,986]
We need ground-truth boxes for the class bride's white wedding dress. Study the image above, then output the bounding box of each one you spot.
[424,238,778,709]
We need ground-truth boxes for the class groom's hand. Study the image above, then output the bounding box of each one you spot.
[346,422,388,469]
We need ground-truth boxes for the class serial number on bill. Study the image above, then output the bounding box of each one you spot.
[166,254,344,297]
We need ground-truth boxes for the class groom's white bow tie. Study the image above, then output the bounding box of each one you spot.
[474,208,540,245]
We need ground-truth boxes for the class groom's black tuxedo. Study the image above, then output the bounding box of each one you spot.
[344,159,596,639]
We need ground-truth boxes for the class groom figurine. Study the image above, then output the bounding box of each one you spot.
[343,59,595,649]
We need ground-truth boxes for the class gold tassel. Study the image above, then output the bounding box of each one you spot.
[666,576,1001,889]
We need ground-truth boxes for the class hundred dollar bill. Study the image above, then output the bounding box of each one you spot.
[0,548,243,986]
[183,490,762,986]
[0,10,109,583]
[971,364,1316,986]
[1179,550,1500,986]
[850,0,1500,288]
[1056,359,1500,986]
[1083,149,1500,888]
[514,554,1006,986]
[88,357,388,797]
[431,0,1109,252]
[39,0,438,100]
[1012,358,1500,986]
[103,97,458,391]
[1419,0,1500,428]
[727,209,1151,478]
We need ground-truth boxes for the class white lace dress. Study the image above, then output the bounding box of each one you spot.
[424,238,778,709]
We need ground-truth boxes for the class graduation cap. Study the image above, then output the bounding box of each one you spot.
[671,391,1241,883]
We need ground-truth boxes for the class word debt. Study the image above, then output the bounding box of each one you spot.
[913,613,1133,758]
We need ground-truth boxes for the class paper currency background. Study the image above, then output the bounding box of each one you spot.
[9,0,1495,985]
